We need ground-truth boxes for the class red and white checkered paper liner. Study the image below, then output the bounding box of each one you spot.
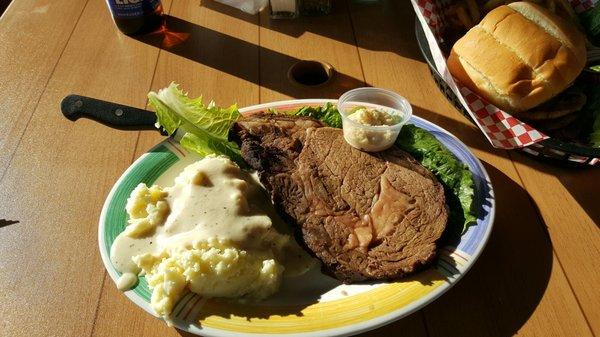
[412,0,596,150]
[460,86,546,148]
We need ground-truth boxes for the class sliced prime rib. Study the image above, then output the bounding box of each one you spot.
[230,114,448,282]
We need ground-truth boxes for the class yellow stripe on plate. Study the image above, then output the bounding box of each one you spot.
[196,268,447,333]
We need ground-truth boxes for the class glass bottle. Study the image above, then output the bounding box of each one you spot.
[106,0,164,35]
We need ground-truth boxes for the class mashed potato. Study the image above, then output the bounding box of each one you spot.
[134,239,283,317]
[110,156,314,320]
[123,184,169,237]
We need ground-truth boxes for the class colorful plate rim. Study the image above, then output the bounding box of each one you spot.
[98,99,495,337]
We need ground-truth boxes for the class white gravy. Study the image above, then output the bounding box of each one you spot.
[110,156,313,290]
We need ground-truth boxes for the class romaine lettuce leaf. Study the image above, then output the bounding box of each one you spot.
[579,5,600,44]
[292,102,342,128]
[587,89,600,148]
[395,124,476,233]
[147,82,244,165]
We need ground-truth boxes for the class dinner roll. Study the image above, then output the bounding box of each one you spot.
[447,2,586,114]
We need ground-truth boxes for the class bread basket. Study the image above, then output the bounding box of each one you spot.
[413,4,600,167]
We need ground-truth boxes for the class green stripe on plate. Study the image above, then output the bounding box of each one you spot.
[103,144,179,302]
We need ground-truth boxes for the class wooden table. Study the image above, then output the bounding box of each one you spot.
[0,0,598,336]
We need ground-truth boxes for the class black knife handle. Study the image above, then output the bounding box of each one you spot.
[61,94,158,131]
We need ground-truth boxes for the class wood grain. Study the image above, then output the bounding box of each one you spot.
[133,0,262,157]
[0,0,163,336]
[0,0,89,178]
[258,2,364,100]
[512,153,600,334]
[422,161,593,337]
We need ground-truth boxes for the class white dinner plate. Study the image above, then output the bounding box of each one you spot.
[99,99,495,337]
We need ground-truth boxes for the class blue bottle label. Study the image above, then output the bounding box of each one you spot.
[107,0,161,18]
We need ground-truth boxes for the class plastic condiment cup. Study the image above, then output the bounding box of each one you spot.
[338,87,412,152]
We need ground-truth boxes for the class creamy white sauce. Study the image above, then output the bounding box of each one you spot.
[116,272,138,290]
[110,156,314,291]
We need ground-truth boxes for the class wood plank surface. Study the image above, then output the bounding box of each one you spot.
[0,0,597,336]
[0,0,89,177]
[137,0,261,156]
[0,0,165,336]
[511,153,600,334]
[258,1,364,100]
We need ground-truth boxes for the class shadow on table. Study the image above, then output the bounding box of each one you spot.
[132,15,365,98]
[0,0,11,16]
[555,168,600,229]
[200,0,423,63]
[0,219,19,229]
[414,102,600,230]
[507,151,600,229]
[416,161,553,337]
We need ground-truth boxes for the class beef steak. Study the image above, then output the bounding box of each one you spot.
[231,114,448,282]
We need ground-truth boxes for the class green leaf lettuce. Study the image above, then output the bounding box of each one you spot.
[147,82,244,165]
[395,124,476,233]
